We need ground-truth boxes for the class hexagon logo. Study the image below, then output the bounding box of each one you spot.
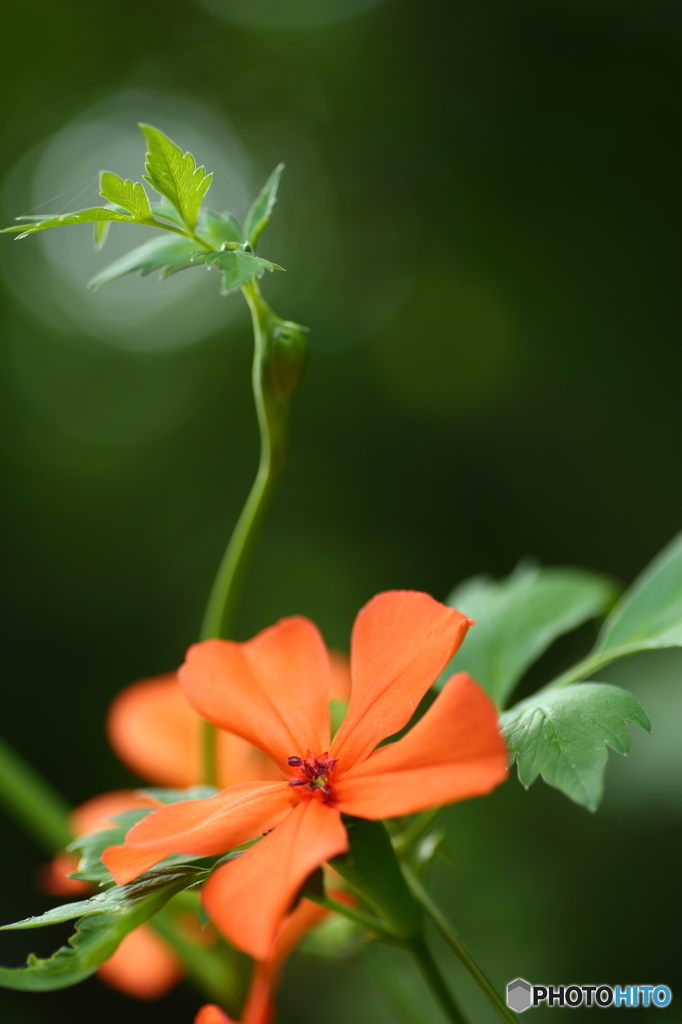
[507,978,532,1012]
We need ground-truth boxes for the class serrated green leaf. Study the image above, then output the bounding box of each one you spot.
[243,164,284,246]
[439,564,619,706]
[202,209,244,248]
[99,171,154,224]
[67,809,153,883]
[1,208,134,238]
[195,247,283,294]
[546,529,682,688]
[595,529,682,657]
[0,866,202,991]
[88,234,201,290]
[502,683,651,810]
[140,124,212,232]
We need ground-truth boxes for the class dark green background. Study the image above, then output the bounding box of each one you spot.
[0,0,680,1021]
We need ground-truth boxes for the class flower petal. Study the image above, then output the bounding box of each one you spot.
[240,899,329,1024]
[331,591,473,772]
[334,672,508,818]
[70,790,156,836]
[196,1007,236,1024]
[102,846,170,885]
[97,924,182,1000]
[202,795,348,961]
[107,674,280,789]
[124,782,296,854]
[179,619,333,772]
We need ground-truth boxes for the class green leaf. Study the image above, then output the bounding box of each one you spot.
[151,197,186,227]
[88,234,201,290]
[243,164,284,246]
[99,172,154,224]
[501,683,651,810]
[331,819,422,942]
[195,246,283,294]
[139,786,219,804]
[67,809,153,883]
[439,564,619,706]
[202,208,244,249]
[595,529,682,657]
[140,124,212,232]
[0,866,202,991]
[2,208,134,238]
[547,529,682,688]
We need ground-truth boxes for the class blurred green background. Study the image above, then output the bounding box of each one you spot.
[0,0,680,1020]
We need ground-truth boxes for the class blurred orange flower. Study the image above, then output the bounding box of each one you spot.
[194,893,347,1024]
[104,591,508,961]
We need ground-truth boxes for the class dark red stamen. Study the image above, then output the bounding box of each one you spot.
[287,750,338,801]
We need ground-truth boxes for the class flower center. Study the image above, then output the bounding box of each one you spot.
[287,751,338,802]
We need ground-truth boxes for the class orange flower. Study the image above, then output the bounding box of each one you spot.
[104,591,508,961]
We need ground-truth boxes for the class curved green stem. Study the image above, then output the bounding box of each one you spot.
[198,279,306,784]
[0,734,73,854]
[411,936,469,1024]
[404,868,519,1024]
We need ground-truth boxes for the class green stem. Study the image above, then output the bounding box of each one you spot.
[541,646,638,693]
[303,889,399,945]
[198,280,304,785]
[0,734,73,854]
[404,868,519,1024]
[393,806,444,855]
[411,936,470,1024]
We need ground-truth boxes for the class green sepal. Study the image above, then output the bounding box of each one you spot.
[440,564,619,707]
[331,818,422,944]
[502,682,651,810]
[0,865,204,991]
[99,171,155,224]
[243,164,284,247]
[194,246,283,294]
[2,207,134,238]
[140,123,212,232]
[89,234,201,290]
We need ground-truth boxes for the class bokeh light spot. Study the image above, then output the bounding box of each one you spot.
[1,91,252,352]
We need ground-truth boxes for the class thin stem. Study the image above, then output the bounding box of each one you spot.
[540,647,633,693]
[0,734,73,853]
[198,280,292,784]
[404,868,519,1024]
[393,806,444,855]
[303,889,399,944]
[411,936,469,1024]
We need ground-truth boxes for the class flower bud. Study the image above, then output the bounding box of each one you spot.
[268,317,308,400]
